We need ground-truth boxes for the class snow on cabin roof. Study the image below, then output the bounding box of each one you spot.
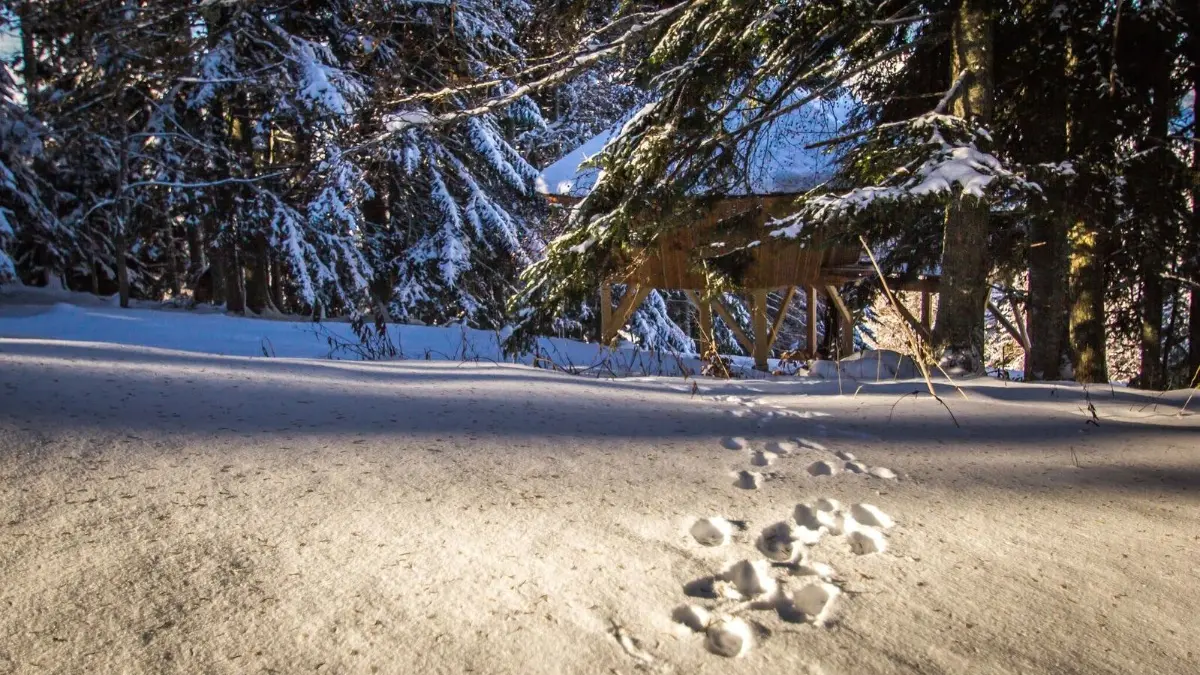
[535,127,615,198]
[536,103,843,199]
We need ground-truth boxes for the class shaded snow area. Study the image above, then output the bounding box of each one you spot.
[2,294,1200,673]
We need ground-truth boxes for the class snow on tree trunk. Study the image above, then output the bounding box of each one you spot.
[932,0,995,374]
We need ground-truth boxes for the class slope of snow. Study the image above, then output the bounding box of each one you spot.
[0,284,713,377]
[1,286,1198,674]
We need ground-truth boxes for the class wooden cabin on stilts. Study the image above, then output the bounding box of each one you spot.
[538,130,940,373]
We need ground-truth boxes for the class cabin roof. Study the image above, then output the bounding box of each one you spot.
[536,105,840,199]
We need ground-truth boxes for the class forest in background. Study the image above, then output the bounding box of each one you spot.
[1,1,1198,388]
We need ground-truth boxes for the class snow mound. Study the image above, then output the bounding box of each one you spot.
[706,616,753,657]
[690,517,735,547]
[850,503,895,529]
[807,349,921,381]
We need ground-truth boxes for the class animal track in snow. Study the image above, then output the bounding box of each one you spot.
[722,436,748,451]
[850,503,894,529]
[706,616,753,657]
[787,582,841,625]
[756,522,816,563]
[807,460,839,476]
[827,512,857,536]
[791,561,836,581]
[765,440,797,456]
[793,503,835,531]
[672,604,711,632]
[793,437,828,451]
[834,449,856,461]
[751,450,777,467]
[844,461,868,474]
[848,527,888,555]
[690,517,735,546]
[719,559,777,597]
[815,498,841,513]
[734,470,762,490]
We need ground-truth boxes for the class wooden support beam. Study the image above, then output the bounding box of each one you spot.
[988,301,1030,352]
[751,289,770,371]
[806,286,819,355]
[837,310,854,358]
[684,290,713,356]
[712,296,755,356]
[824,285,854,357]
[602,284,651,344]
[920,291,932,330]
[823,285,854,325]
[767,286,797,349]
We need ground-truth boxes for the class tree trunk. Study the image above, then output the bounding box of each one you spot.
[1026,205,1070,379]
[1068,209,1108,384]
[1139,260,1163,388]
[165,222,182,298]
[271,255,286,312]
[19,2,38,112]
[1187,19,1200,381]
[245,234,271,313]
[187,222,205,284]
[1063,11,1109,384]
[1134,21,1173,390]
[223,226,246,313]
[1190,288,1200,382]
[209,247,226,305]
[116,125,130,308]
[1024,28,1070,381]
[932,0,994,373]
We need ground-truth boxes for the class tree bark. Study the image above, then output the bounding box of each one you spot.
[245,237,271,313]
[223,225,246,313]
[932,0,994,373]
[116,125,130,308]
[1064,12,1109,384]
[1134,20,1173,390]
[19,2,38,112]
[1068,207,1108,384]
[1024,27,1070,381]
[187,222,205,284]
[165,222,182,298]
[1139,256,1164,388]
[270,255,286,311]
[1026,205,1069,379]
[1187,11,1200,380]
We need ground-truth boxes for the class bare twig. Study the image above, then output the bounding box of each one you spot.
[860,236,959,427]
[1179,365,1200,417]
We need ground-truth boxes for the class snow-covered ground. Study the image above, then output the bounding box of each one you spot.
[1,289,1198,674]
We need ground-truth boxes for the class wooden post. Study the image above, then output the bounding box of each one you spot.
[767,286,796,349]
[824,285,854,358]
[920,291,932,330]
[806,286,819,356]
[602,284,651,345]
[712,296,755,356]
[751,289,770,371]
[837,310,854,358]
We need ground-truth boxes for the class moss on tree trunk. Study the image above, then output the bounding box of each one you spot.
[1068,214,1107,384]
